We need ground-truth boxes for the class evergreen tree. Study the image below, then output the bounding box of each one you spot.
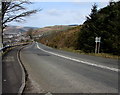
[77,3,98,53]
[77,1,120,55]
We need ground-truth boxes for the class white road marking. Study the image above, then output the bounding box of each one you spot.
[45,92,52,95]
[36,42,118,72]
[3,79,7,82]
[24,43,34,49]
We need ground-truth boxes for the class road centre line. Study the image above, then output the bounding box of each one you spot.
[36,42,118,72]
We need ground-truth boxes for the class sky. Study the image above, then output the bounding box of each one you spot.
[9,2,109,28]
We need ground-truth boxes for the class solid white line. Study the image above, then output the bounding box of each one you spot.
[36,42,118,72]
[23,43,34,49]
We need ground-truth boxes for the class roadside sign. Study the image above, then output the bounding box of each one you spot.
[95,37,101,43]
[95,37,98,43]
[95,37,101,53]
[98,37,101,42]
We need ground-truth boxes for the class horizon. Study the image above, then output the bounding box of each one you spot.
[8,24,80,28]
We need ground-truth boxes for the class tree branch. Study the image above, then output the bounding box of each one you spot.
[3,10,38,24]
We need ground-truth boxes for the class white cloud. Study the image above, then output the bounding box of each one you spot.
[8,2,108,28]
[46,9,62,16]
[9,8,89,27]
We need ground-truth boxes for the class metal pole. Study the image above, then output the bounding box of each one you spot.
[95,42,97,54]
[97,37,101,53]
[98,42,100,53]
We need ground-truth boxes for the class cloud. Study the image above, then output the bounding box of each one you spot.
[9,9,88,27]
[47,9,61,16]
[9,2,108,28]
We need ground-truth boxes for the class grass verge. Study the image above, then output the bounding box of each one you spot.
[59,47,119,59]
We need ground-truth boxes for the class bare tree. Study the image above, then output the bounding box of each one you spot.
[0,2,3,48]
[1,1,41,45]
[26,28,33,39]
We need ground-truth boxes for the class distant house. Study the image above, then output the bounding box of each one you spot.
[3,32,28,45]
[3,32,21,39]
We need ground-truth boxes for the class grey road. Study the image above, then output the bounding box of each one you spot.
[2,47,23,93]
[20,42,119,93]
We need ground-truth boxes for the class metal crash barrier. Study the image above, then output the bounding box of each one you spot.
[0,42,29,53]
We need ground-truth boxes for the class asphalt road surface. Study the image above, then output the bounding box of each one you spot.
[20,42,119,93]
[2,47,22,93]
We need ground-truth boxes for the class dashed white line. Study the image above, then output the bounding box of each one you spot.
[36,42,118,72]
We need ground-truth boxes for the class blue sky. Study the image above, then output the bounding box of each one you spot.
[9,2,109,28]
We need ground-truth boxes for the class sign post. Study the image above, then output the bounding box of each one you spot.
[95,37,98,54]
[98,37,101,53]
[95,37,101,54]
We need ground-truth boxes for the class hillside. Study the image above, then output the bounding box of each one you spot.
[77,1,120,55]
[32,25,76,36]
[38,1,120,56]
[39,26,81,49]
[4,26,38,34]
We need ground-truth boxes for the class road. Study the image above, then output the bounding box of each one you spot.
[20,42,118,93]
[2,47,23,93]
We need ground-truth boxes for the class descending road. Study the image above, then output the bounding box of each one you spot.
[20,42,118,93]
[2,47,23,93]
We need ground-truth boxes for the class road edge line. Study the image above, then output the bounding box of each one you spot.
[36,42,118,72]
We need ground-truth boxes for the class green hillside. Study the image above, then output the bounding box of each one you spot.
[77,1,120,55]
[38,1,120,57]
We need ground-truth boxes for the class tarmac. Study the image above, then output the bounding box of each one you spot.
[2,46,25,94]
